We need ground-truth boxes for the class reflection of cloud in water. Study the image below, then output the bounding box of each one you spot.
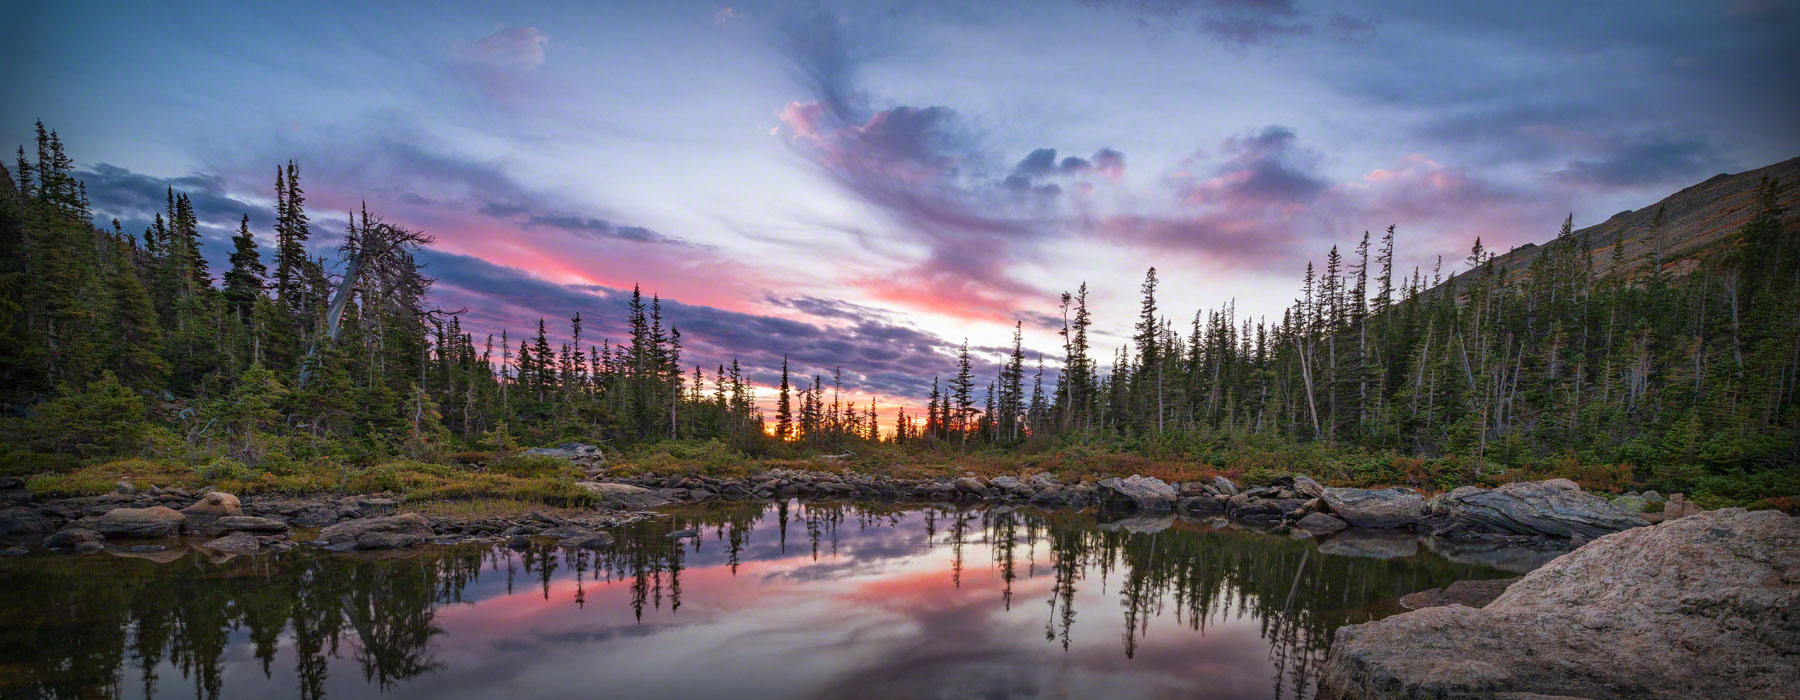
[2,501,1540,700]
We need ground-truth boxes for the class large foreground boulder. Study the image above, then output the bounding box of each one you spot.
[1430,478,1648,539]
[578,482,674,510]
[1321,508,1800,699]
[1095,475,1178,512]
[91,506,186,539]
[315,513,433,550]
[1321,487,1427,529]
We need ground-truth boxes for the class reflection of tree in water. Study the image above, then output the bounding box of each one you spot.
[961,509,1509,700]
[0,501,1512,700]
[0,546,484,700]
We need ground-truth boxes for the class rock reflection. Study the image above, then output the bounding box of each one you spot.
[0,501,1519,700]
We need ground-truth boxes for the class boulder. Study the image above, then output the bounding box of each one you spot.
[315,513,433,550]
[1322,509,1800,700]
[953,477,990,497]
[1210,476,1240,496]
[1292,474,1326,499]
[506,535,532,550]
[181,492,242,518]
[1396,577,1520,610]
[1177,495,1226,516]
[200,532,262,555]
[43,527,103,550]
[0,507,53,536]
[524,443,606,467]
[209,516,290,534]
[1096,475,1178,512]
[577,482,673,510]
[1430,478,1649,539]
[1295,512,1350,536]
[1321,487,1427,529]
[1664,492,1705,520]
[92,506,186,539]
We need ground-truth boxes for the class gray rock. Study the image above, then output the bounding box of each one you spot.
[1,545,26,556]
[524,442,606,466]
[1296,512,1350,536]
[1640,490,1664,503]
[1321,487,1427,529]
[1611,494,1650,513]
[1210,476,1240,496]
[667,528,699,539]
[209,516,289,534]
[1096,475,1178,512]
[1292,474,1326,499]
[315,513,433,550]
[577,482,673,510]
[75,540,103,554]
[91,506,186,539]
[506,535,532,550]
[0,507,53,536]
[1430,478,1649,539]
[200,532,262,555]
[43,527,103,550]
[1322,509,1800,700]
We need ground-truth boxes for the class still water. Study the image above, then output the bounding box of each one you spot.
[0,501,1541,700]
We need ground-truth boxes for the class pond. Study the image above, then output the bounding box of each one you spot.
[0,501,1549,700]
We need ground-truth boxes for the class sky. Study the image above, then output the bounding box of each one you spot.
[5,0,1798,420]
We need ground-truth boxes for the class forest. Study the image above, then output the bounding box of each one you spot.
[3,123,1796,510]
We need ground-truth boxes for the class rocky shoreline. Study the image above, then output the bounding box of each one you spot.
[0,466,1683,559]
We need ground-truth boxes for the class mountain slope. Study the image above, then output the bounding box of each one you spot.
[1465,156,1800,285]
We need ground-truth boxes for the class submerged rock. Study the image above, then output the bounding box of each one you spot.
[1321,487,1427,529]
[1396,577,1520,610]
[1317,529,1419,559]
[315,513,433,550]
[1322,508,1800,700]
[91,506,186,539]
[1430,478,1648,539]
[42,527,103,550]
[1096,514,1176,534]
[0,507,53,536]
[1096,475,1177,512]
[566,533,615,550]
[208,516,289,534]
[201,532,262,555]
[1295,512,1350,536]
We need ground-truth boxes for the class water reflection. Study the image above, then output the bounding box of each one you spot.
[0,502,1521,700]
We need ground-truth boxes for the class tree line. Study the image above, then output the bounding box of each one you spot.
[3,124,1796,489]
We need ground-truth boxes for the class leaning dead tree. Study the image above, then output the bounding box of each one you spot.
[297,209,436,389]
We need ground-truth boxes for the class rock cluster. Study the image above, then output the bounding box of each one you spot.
[1322,508,1800,699]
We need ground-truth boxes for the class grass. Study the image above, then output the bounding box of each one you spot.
[15,437,1798,514]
